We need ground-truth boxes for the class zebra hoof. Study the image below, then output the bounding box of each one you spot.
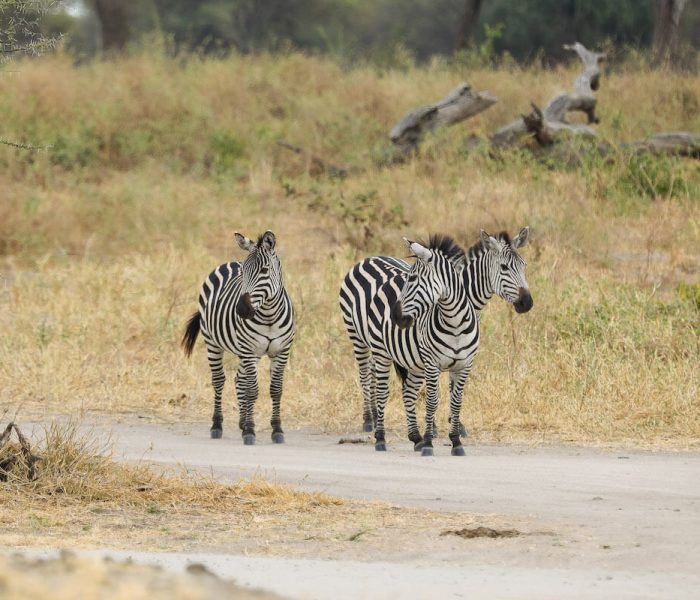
[271,432,285,444]
[242,434,256,446]
[375,441,387,452]
[451,446,466,457]
[414,440,426,452]
[421,447,434,457]
[210,429,222,439]
[362,421,374,433]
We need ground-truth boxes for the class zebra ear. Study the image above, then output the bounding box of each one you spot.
[261,230,276,252]
[511,227,529,249]
[409,240,432,262]
[479,229,501,253]
[235,232,255,253]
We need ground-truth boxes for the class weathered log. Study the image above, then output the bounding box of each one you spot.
[624,131,700,158]
[491,42,605,148]
[389,83,497,159]
[528,131,699,167]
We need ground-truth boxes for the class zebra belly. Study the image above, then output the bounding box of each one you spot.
[201,316,293,358]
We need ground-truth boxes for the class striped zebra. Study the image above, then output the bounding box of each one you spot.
[181,230,295,444]
[339,228,532,454]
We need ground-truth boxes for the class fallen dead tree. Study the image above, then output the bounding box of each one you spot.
[388,83,497,161]
[492,42,603,148]
[276,42,697,176]
[0,422,41,481]
[490,42,698,159]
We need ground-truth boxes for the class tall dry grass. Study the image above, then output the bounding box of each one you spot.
[0,49,698,446]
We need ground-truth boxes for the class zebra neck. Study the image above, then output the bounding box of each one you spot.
[465,256,494,311]
[436,284,470,328]
[256,289,287,320]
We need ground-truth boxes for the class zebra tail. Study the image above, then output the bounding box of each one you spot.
[181,311,201,358]
[393,362,408,383]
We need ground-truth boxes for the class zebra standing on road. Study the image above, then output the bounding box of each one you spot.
[340,234,475,455]
[182,231,295,444]
[339,228,532,453]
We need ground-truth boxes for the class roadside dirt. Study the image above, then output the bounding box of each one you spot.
[6,419,700,599]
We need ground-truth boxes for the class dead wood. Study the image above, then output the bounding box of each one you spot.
[389,83,497,161]
[491,42,604,148]
[0,422,41,481]
[624,131,700,158]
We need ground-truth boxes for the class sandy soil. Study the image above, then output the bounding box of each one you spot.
[0,551,286,600]
[9,420,700,599]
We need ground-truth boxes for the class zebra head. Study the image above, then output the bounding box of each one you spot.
[391,234,466,330]
[234,230,283,319]
[479,227,533,314]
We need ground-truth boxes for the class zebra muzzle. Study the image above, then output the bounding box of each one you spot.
[514,288,533,314]
[391,300,414,329]
[236,293,256,319]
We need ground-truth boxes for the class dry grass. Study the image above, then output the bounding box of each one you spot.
[0,50,698,447]
[0,422,502,558]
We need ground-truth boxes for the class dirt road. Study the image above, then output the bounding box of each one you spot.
[62,420,695,600]
[10,420,696,599]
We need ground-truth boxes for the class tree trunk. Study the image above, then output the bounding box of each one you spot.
[94,0,130,52]
[653,0,688,64]
[455,0,483,51]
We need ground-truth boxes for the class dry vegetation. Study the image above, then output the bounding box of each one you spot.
[0,49,698,447]
[0,421,497,558]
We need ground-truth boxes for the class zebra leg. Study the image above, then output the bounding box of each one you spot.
[369,355,377,430]
[448,372,469,439]
[206,346,225,439]
[352,344,376,432]
[235,371,245,432]
[269,349,290,444]
[401,371,425,451]
[448,367,470,457]
[421,366,441,457]
[237,356,260,445]
[373,359,392,451]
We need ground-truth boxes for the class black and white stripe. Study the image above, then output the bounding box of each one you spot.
[182,230,295,444]
[339,228,532,455]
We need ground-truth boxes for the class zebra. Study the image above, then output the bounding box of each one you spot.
[181,230,295,445]
[339,228,532,454]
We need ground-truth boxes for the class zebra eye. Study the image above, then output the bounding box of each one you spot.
[499,264,509,271]
[260,266,269,274]
[407,274,417,283]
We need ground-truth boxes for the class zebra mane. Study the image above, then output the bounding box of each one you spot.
[416,233,466,264]
[467,231,511,258]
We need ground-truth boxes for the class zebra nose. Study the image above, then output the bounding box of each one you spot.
[514,288,533,314]
[236,293,256,319]
[391,300,414,329]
